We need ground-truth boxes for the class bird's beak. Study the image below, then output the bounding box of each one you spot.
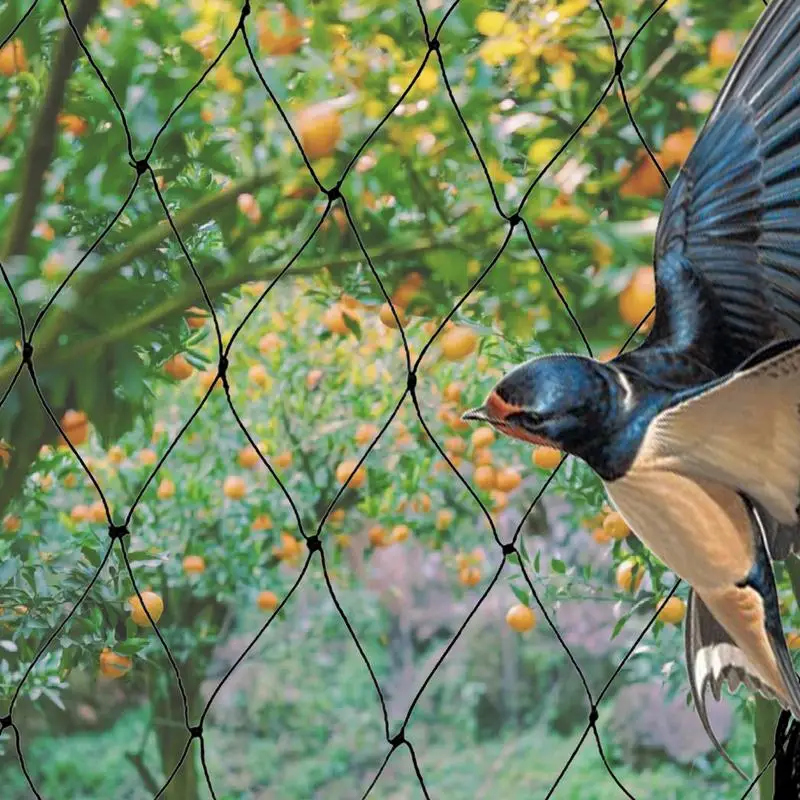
[461,405,496,424]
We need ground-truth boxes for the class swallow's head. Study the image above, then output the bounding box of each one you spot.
[462,354,613,455]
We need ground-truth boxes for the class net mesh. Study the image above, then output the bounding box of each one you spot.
[0,0,781,798]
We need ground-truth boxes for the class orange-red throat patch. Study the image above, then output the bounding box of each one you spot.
[484,391,557,449]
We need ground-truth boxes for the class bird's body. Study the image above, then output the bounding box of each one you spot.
[463,0,800,778]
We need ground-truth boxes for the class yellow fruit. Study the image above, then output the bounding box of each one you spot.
[506,604,536,632]
[157,479,175,500]
[239,446,260,469]
[59,409,89,446]
[223,475,247,499]
[185,306,207,329]
[248,364,269,387]
[355,423,379,446]
[259,332,281,353]
[391,524,410,543]
[99,648,132,679]
[379,302,406,329]
[436,509,454,531]
[108,445,125,465]
[296,104,342,161]
[656,596,686,625]
[0,40,27,76]
[533,446,562,470]
[471,427,495,449]
[616,559,644,593]
[257,590,279,611]
[619,266,655,329]
[139,448,158,466]
[709,30,738,69]
[441,326,478,361]
[183,555,205,574]
[602,511,630,540]
[163,355,193,381]
[336,459,366,488]
[459,566,481,587]
[473,447,493,466]
[474,465,496,490]
[257,5,304,55]
[129,591,164,626]
[495,468,521,492]
[368,524,387,547]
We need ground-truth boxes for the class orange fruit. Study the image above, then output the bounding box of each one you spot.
[63,473,77,488]
[274,451,292,469]
[506,604,536,632]
[592,527,611,545]
[139,448,158,466]
[257,590,279,611]
[2,515,20,533]
[239,446,260,469]
[330,508,346,523]
[603,511,630,540]
[88,501,106,523]
[70,504,91,523]
[787,632,800,651]
[495,468,521,492]
[223,475,247,499]
[391,524,410,543]
[379,302,406,329]
[436,509,454,531]
[471,427,495,449]
[474,465,496,490]
[619,154,664,199]
[129,591,164,626]
[490,489,508,510]
[660,127,696,170]
[60,409,89,446]
[355,423,379,446]
[306,369,323,390]
[296,104,342,161]
[237,192,261,223]
[709,30,738,69]
[185,307,207,329]
[252,513,273,531]
[368,524,387,547]
[257,5,304,55]
[336,459,366,488]
[533,446,562,470]
[335,533,351,548]
[198,369,217,391]
[58,114,88,136]
[248,364,269,387]
[459,566,481,587]
[616,559,644,593]
[445,436,466,456]
[108,445,125,465]
[656,596,686,625]
[619,266,655,329]
[157,479,175,500]
[443,382,462,403]
[99,648,132,679]
[163,355,193,381]
[323,303,359,335]
[183,555,205,575]
[473,447,493,466]
[0,40,27,76]
[0,440,10,468]
[259,332,281,354]
[441,326,478,361]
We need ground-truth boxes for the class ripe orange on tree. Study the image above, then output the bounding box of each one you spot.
[603,511,630,540]
[436,509,454,531]
[0,40,27,76]
[59,409,89,446]
[183,555,206,575]
[274,451,292,469]
[495,467,521,492]
[379,302,406,329]
[391,524,410,543]
[252,514,272,531]
[70,504,90,522]
[157,478,175,500]
[306,369,323,390]
[185,307,207,329]
[57,114,88,136]
[330,508,346,523]
[473,447,493,466]
[108,445,125,465]
[296,103,342,161]
[619,153,663,199]
[618,266,655,329]
[445,436,466,456]
[368,524,387,547]
[323,303,359,335]
[656,596,686,625]
[616,559,644,593]
[592,527,612,545]
[533,445,562,470]
[257,590,279,611]
[474,465,496,490]
[660,128,696,170]
[139,448,158,466]
[471,426,495,449]
[441,326,478,361]
[787,632,800,651]
[88,501,106,523]
[709,30,739,69]
[163,354,193,381]
[443,382,462,403]
[355,423,379,446]
[336,459,366,488]
[259,332,281,354]
[129,591,164,626]
[99,648,132,679]
[223,475,247,499]
[257,5,304,55]
[248,364,269,387]
[459,566,481,587]
[491,489,508,510]
[506,604,536,633]
[239,445,260,469]
[2,515,20,534]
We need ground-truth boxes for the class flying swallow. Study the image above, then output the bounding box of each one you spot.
[463,0,800,777]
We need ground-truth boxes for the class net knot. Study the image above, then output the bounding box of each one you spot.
[588,705,599,725]
[614,59,624,77]
[326,183,342,202]
[133,159,149,176]
[406,371,417,393]
[389,729,406,747]
[241,0,251,19]
[428,38,440,53]
[501,542,515,557]
[508,213,521,228]
[0,714,11,731]
[21,341,33,364]
[189,724,203,738]
[306,535,322,553]
[109,523,130,541]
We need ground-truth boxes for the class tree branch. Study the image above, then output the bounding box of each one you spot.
[2,0,101,259]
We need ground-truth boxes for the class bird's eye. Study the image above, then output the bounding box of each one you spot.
[507,411,541,430]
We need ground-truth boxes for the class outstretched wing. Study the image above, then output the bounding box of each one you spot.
[638,0,800,376]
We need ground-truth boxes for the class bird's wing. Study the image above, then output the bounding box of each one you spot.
[685,587,773,780]
[639,0,800,375]
[641,337,800,526]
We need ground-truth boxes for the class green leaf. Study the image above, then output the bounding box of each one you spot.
[533,550,540,573]
[550,558,566,575]
[510,584,530,606]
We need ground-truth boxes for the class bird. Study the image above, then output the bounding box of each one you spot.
[462,0,800,780]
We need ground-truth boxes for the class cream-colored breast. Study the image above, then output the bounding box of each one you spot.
[604,466,755,592]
